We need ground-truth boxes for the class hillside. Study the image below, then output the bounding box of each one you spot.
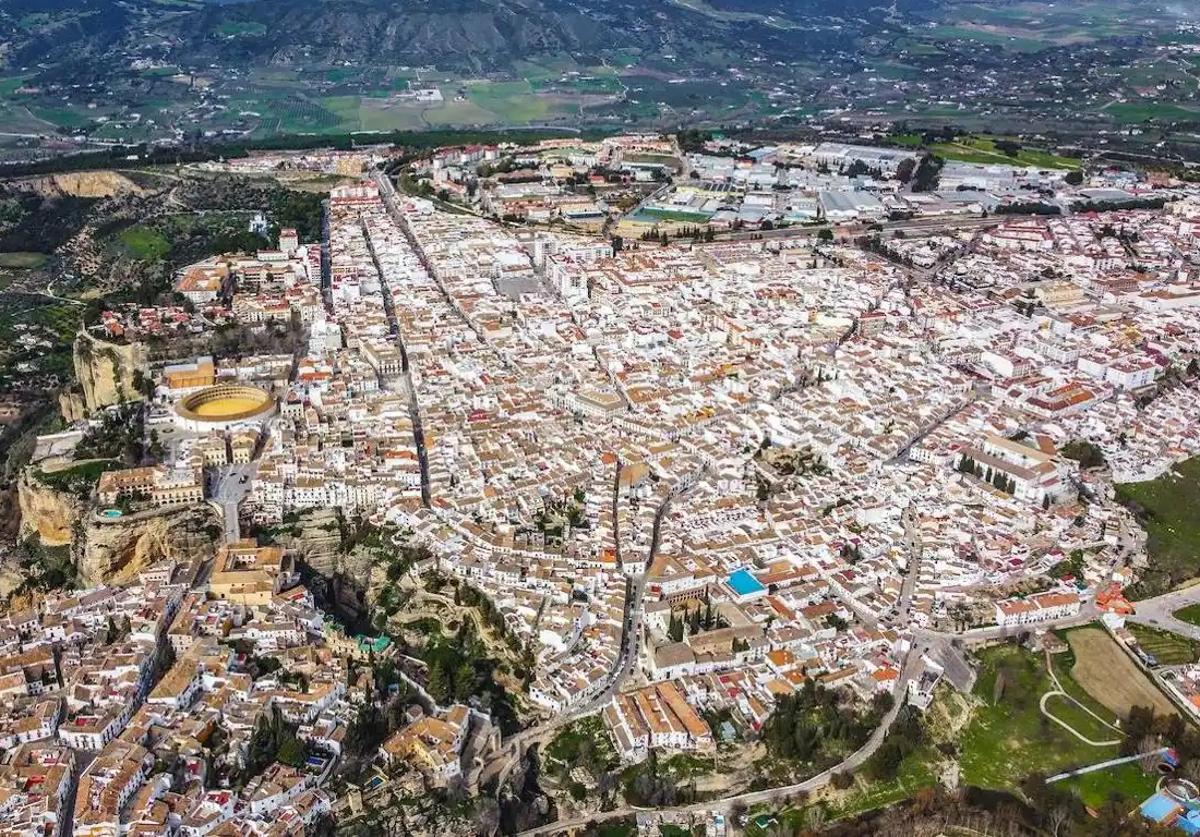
[2,0,1198,154]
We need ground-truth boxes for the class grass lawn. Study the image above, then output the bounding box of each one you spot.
[34,458,120,497]
[1055,761,1158,808]
[959,644,1118,789]
[0,251,48,269]
[1118,457,1200,597]
[118,226,171,260]
[1175,604,1200,628]
[1128,623,1200,665]
[1041,693,1119,743]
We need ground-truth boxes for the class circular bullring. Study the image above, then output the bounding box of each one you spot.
[174,384,276,431]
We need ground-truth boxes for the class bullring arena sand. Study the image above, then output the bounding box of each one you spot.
[191,396,265,418]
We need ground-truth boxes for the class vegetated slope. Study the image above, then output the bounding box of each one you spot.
[5,0,935,75]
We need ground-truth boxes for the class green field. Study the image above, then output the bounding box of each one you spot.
[0,251,48,269]
[465,80,564,123]
[925,25,1050,53]
[1118,457,1200,597]
[1128,623,1200,665]
[960,644,1119,789]
[118,226,171,260]
[1055,761,1158,808]
[635,207,714,223]
[216,21,267,37]
[927,135,1081,170]
[1106,102,1200,124]
[0,76,30,97]
[27,104,93,129]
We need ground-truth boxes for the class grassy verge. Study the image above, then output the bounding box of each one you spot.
[1174,604,1200,629]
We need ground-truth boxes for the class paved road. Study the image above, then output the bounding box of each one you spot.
[1126,584,1200,641]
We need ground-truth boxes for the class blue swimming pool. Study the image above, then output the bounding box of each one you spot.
[727,568,765,597]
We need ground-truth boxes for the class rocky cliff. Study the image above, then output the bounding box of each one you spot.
[58,390,87,424]
[73,333,147,415]
[17,470,86,547]
[76,504,222,586]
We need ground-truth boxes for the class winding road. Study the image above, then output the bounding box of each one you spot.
[517,641,930,836]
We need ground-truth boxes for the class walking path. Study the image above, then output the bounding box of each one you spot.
[1038,649,1122,747]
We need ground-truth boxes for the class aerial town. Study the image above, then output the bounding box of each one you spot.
[7,131,1200,836]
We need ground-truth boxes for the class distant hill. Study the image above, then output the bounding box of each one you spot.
[3,0,926,74]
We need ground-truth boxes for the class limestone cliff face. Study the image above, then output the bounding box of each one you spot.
[77,505,222,586]
[73,333,147,415]
[17,470,85,547]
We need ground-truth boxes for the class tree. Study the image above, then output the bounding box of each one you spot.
[427,661,449,703]
[911,154,944,192]
[817,228,834,242]
[667,612,684,643]
[453,661,476,701]
[276,731,306,768]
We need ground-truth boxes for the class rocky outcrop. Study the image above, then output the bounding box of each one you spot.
[73,333,147,415]
[268,508,343,574]
[58,390,87,424]
[17,470,86,547]
[13,170,145,199]
[76,504,222,586]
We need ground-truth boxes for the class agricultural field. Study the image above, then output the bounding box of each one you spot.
[1105,102,1200,125]
[1064,628,1177,717]
[1128,623,1200,665]
[1118,457,1200,597]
